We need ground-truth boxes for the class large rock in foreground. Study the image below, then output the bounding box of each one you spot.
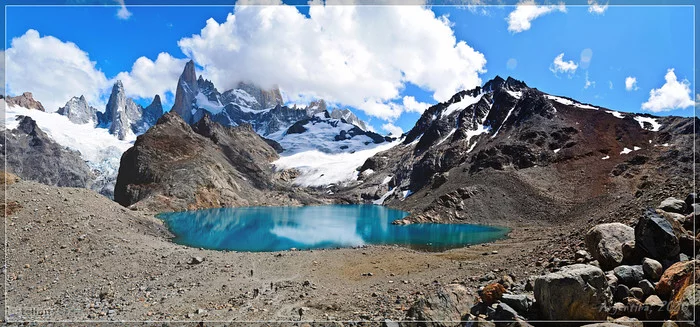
[534,264,612,320]
[635,209,680,263]
[405,283,473,327]
[585,223,635,270]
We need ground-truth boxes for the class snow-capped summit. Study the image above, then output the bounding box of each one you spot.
[330,108,369,131]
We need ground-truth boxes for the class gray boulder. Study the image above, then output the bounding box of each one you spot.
[634,209,680,262]
[659,197,687,214]
[585,223,635,270]
[500,293,533,315]
[406,283,473,326]
[534,264,612,320]
[613,265,644,286]
[642,257,663,281]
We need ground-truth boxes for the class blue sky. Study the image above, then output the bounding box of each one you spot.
[4,3,696,135]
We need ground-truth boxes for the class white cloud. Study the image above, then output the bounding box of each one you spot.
[641,69,694,112]
[114,52,188,102]
[116,0,132,20]
[625,76,638,91]
[381,123,404,136]
[584,71,595,89]
[178,1,487,121]
[402,96,431,114]
[588,0,608,14]
[6,29,110,112]
[507,0,566,33]
[549,53,578,76]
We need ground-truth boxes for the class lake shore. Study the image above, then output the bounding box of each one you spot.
[3,179,565,322]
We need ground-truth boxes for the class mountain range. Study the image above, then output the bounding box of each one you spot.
[2,61,696,215]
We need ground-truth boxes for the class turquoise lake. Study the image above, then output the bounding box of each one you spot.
[157,205,509,252]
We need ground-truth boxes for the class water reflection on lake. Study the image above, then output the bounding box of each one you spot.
[157,205,509,252]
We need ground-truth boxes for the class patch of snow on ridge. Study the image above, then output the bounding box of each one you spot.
[545,95,575,106]
[491,105,516,138]
[373,187,395,205]
[381,176,393,185]
[273,139,400,187]
[606,111,625,119]
[620,147,632,154]
[4,104,134,195]
[506,90,523,99]
[633,146,641,151]
[575,103,598,110]
[442,93,484,117]
[601,155,610,160]
[634,116,662,132]
[195,93,225,114]
[435,128,456,146]
[402,190,413,199]
[546,94,598,110]
[553,148,561,153]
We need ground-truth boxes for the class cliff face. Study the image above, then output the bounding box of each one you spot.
[1,116,93,188]
[114,112,325,211]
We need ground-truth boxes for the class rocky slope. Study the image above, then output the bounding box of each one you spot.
[1,116,93,188]
[339,76,697,228]
[114,112,326,211]
[5,92,46,111]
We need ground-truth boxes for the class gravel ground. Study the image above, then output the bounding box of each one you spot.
[3,179,563,323]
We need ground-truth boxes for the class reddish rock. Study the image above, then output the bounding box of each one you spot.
[481,283,506,305]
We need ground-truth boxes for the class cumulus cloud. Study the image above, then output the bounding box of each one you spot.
[402,96,432,114]
[608,81,613,89]
[588,0,608,14]
[641,69,694,112]
[549,53,578,76]
[625,76,638,91]
[178,1,487,120]
[116,0,132,20]
[507,0,566,33]
[6,29,110,111]
[114,52,188,102]
[381,123,404,136]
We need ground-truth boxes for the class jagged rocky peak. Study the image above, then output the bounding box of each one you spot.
[57,95,98,126]
[5,92,46,111]
[142,94,164,127]
[172,59,200,124]
[99,80,144,140]
[329,108,369,131]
